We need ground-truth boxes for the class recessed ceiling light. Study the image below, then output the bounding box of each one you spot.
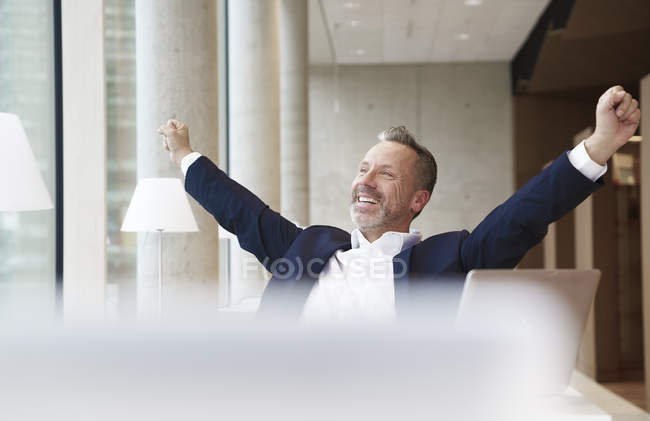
[344,2,360,9]
[464,0,482,5]
[455,33,470,40]
[348,20,360,27]
[354,48,365,55]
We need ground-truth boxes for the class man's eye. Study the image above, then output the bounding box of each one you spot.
[359,168,368,174]
[381,171,393,177]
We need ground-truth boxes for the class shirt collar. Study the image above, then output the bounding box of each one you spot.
[351,228,422,256]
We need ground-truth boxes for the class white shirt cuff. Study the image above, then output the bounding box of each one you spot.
[181,152,202,176]
[568,140,607,182]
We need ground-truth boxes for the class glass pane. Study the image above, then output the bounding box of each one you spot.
[0,0,56,323]
[105,0,137,320]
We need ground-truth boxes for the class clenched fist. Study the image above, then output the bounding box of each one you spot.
[585,86,641,166]
[158,119,193,167]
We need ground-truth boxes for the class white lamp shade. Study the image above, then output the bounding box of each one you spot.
[0,112,54,211]
[121,178,199,232]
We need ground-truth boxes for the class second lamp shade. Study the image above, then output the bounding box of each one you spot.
[121,178,199,233]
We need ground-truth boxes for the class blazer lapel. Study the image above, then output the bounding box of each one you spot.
[393,247,413,319]
[257,226,351,320]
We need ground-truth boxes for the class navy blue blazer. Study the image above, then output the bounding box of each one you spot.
[185,152,602,319]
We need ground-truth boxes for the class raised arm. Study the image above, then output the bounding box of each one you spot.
[585,85,641,165]
[158,120,303,269]
[459,85,641,271]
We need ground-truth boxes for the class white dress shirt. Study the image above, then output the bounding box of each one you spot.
[567,140,607,181]
[301,229,421,323]
[181,141,607,322]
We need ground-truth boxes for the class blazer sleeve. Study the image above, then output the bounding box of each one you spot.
[184,156,303,270]
[459,151,603,271]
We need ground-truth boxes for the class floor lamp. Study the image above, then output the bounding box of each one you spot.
[0,112,54,318]
[121,178,198,317]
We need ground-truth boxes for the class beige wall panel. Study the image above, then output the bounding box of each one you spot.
[513,95,595,269]
[640,74,650,407]
[573,127,596,379]
[543,222,557,270]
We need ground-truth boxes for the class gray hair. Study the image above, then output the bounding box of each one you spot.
[378,126,437,218]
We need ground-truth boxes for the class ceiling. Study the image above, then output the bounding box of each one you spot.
[309,0,550,65]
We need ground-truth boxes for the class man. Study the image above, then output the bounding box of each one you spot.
[158,86,640,322]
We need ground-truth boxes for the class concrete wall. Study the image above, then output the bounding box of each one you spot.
[309,63,513,238]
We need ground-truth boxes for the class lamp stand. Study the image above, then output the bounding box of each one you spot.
[157,229,163,317]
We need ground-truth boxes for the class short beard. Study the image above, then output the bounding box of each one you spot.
[349,186,410,236]
[350,203,398,233]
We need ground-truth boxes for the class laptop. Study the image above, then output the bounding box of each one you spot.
[456,269,601,394]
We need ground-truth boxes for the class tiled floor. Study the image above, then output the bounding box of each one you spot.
[602,381,647,410]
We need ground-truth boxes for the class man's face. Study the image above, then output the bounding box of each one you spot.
[350,141,420,233]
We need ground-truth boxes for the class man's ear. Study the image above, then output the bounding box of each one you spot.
[411,190,430,214]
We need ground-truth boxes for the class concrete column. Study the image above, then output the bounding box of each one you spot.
[640,74,650,408]
[280,0,309,226]
[135,0,219,320]
[228,0,281,302]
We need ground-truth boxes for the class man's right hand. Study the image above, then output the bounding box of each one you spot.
[584,86,640,166]
[158,119,193,167]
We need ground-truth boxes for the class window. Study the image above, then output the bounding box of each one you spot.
[105,0,136,319]
[0,0,57,322]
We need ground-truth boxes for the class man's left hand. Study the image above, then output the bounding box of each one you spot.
[585,85,641,165]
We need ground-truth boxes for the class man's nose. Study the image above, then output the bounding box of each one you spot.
[357,170,377,188]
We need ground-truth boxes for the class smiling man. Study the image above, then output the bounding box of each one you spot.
[158,85,640,322]
[350,130,435,243]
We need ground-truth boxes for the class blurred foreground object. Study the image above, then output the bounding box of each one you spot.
[458,269,600,393]
[0,325,543,421]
